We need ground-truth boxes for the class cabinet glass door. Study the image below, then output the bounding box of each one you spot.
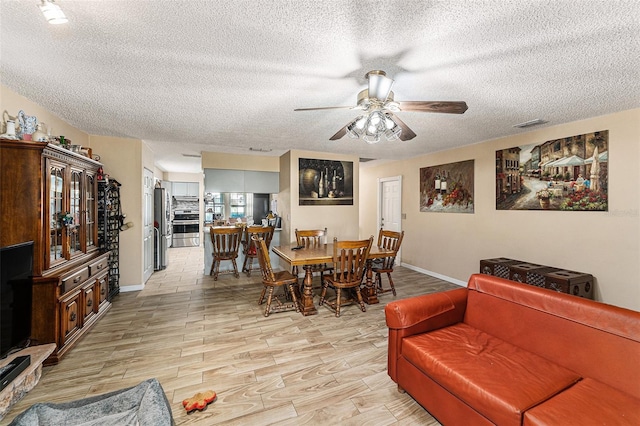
[69,170,82,256]
[49,166,65,265]
[85,174,96,249]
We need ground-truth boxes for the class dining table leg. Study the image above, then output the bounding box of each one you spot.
[298,265,318,315]
[361,259,380,305]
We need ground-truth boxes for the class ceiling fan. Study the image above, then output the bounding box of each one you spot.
[294,70,468,143]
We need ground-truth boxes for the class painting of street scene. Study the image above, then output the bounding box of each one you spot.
[496,130,608,211]
[420,159,474,213]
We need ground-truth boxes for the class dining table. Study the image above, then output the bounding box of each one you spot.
[271,243,395,316]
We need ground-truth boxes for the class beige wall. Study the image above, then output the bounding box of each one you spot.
[281,150,360,244]
[359,108,640,310]
[201,151,279,171]
[1,85,89,146]
[90,135,145,290]
[278,151,292,241]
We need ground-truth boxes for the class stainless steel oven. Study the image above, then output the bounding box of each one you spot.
[172,210,200,247]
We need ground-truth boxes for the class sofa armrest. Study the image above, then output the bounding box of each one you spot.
[385,288,468,382]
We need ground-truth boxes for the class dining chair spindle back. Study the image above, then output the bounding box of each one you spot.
[242,225,275,276]
[209,227,243,280]
[371,228,405,296]
[253,235,300,317]
[320,236,373,317]
[292,228,333,281]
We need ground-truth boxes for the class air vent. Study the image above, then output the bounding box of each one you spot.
[359,158,377,162]
[182,153,201,158]
[249,147,272,152]
[513,119,548,129]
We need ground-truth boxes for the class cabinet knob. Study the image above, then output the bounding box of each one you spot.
[74,276,82,283]
[87,299,93,307]
[70,312,77,322]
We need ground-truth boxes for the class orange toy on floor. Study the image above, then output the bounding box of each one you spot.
[182,390,217,413]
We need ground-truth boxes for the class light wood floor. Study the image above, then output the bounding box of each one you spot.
[3,246,458,425]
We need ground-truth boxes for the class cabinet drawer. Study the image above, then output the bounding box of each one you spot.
[61,267,90,293]
[89,257,108,276]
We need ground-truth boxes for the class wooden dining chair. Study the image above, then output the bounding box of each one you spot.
[371,228,405,296]
[242,225,275,276]
[209,227,243,280]
[320,236,373,317]
[253,235,300,317]
[292,228,333,278]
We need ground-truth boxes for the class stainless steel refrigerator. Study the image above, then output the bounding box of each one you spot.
[154,187,171,270]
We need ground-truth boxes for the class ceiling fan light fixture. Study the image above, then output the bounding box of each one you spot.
[385,126,402,141]
[369,112,382,126]
[384,100,400,112]
[346,122,360,139]
[363,133,380,144]
[384,115,395,130]
[39,0,68,24]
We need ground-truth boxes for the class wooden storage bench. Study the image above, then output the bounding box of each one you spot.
[480,258,594,299]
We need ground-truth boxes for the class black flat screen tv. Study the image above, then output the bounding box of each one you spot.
[1,241,34,359]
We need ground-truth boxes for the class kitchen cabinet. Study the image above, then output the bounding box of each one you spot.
[0,140,112,364]
[172,181,200,197]
[244,171,279,193]
[204,169,279,193]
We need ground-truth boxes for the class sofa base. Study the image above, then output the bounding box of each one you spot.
[397,357,494,426]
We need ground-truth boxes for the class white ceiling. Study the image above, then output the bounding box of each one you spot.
[2,1,639,173]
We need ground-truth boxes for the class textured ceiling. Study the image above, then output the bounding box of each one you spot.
[2,1,639,173]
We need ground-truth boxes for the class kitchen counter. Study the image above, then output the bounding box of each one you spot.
[203,226,282,275]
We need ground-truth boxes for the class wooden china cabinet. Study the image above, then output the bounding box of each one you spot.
[0,140,111,364]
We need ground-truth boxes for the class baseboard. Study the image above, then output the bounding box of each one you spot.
[400,263,467,287]
[120,284,144,293]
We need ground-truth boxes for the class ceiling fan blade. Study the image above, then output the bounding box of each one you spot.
[398,101,468,114]
[389,113,417,141]
[294,106,353,111]
[329,122,351,140]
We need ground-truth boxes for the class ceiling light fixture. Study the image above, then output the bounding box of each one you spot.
[39,0,68,25]
[346,110,401,144]
[513,118,548,129]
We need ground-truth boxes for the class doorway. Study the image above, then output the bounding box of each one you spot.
[378,176,402,261]
[143,168,154,283]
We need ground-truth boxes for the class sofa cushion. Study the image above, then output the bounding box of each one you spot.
[523,378,640,426]
[402,323,581,426]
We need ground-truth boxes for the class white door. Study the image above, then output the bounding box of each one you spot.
[143,168,154,283]
[378,176,402,260]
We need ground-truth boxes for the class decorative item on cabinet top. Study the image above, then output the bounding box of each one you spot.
[31,123,48,142]
[1,110,19,139]
[17,110,37,140]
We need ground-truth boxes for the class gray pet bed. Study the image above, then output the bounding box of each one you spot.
[10,378,174,426]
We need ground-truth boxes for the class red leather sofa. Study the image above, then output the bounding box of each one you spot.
[385,273,640,425]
